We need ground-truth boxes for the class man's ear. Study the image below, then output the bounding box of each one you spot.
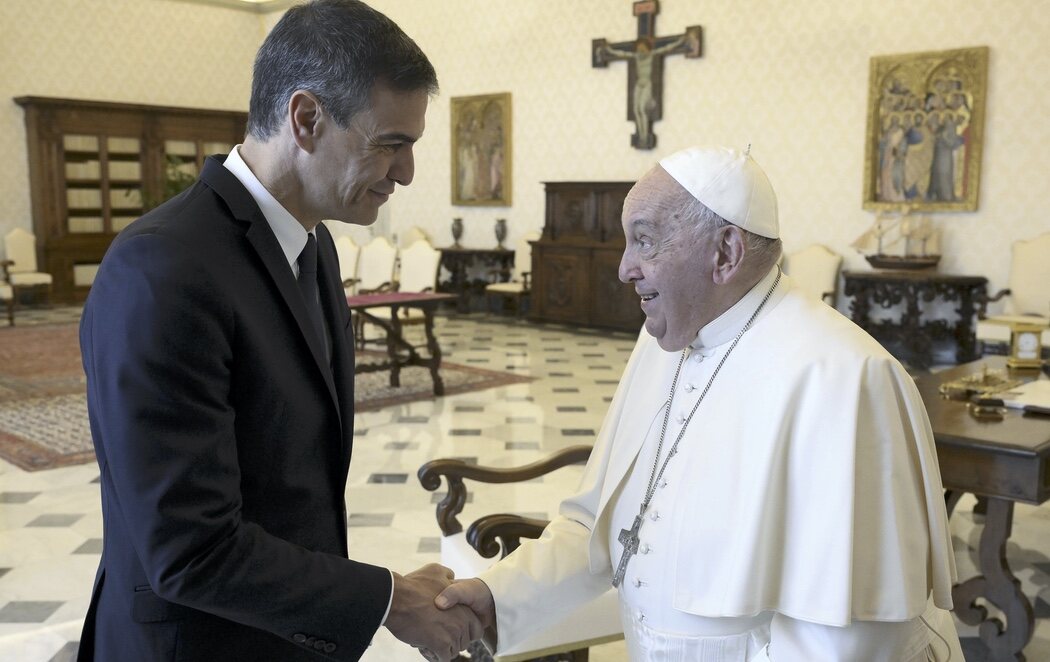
[288,90,323,153]
[711,225,746,285]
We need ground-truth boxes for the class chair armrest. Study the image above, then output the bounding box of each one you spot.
[0,259,12,283]
[521,271,531,291]
[342,277,359,288]
[418,445,592,536]
[976,288,1011,319]
[467,513,549,558]
[359,282,394,295]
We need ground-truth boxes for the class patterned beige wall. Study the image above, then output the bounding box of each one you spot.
[362,0,1050,308]
[0,0,260,249]
[3,0,1048,310]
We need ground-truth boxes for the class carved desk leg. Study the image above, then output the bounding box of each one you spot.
[423,306,445,396]
[952,496,1034,661]
[388,305,403,388]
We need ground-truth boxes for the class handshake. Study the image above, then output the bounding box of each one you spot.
[384,564,496,662]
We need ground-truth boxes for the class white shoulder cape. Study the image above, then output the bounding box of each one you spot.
[480,277,956,649]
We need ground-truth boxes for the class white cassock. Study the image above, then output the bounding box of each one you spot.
[479,268,963,661]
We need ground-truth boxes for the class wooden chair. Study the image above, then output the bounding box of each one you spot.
[351,236,399,349]
[419,446,623,662]
[976,232,1050,353]
[486,232,541,316]
[3,228,52,306]
[782,244,842,305]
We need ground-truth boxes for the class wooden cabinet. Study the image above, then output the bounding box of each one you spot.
[16,97,248,303]
[530,181,644,332]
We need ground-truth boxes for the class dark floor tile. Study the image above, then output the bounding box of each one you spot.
[368,473,409,484]
[26,514,83,528]
[49,641,80,662]
[0,568,10,580]
[417,537,441,554]
[398,416,429,424]
[449,429,482,436]
[595,379,620,384]
[0,601,63,623]
[561,429,595,436]
[72,539,103,555]
[557,406,586,412]
[0,492,41,503]
[354,428,369,436]
[347,513,394,527]
[454,405,485,412]
[552,387,579,393]
[506,416,537,424]
[548,372,573,377]
[384,441,420,450]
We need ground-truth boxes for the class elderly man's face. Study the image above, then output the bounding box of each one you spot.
[619,167,714,351]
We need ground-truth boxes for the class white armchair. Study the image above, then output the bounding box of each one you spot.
[782,244,842,305]
[354,236,398,294]
[486,232,541,316]
[3,228,52,304]
[977,232,1050,351]
[363,239,442,332]
[419,447,623,661]
[0,282,13,326]
[333,235,361,295]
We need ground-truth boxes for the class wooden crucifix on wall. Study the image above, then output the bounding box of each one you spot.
[592,0,702,150]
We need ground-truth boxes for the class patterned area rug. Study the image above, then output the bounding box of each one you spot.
[0,324,531,471]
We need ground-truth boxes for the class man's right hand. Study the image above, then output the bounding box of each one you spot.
[384,564,482,662]
[435,578,497,650]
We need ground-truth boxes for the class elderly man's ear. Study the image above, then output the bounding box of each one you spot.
[711,225,747,285]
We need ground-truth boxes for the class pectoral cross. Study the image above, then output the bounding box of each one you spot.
[592,1,703,150]
[613,511,644,588]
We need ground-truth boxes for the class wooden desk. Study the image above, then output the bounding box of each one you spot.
[437,247,514,313]
[346,292,457,395]
[915,358,1050,660]
[843,270,987,369]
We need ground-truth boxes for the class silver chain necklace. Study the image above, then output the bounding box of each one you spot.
[612,268,782,588]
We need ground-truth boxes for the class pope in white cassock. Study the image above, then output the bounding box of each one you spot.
[436,146,963,661]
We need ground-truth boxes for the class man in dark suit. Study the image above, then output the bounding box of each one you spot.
[77,2,480,660]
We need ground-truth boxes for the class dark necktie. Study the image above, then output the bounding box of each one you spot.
[297,234,327,359]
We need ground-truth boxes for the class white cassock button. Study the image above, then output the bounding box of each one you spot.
[641,543,651,554]
[694,353,704,363]
[684,383,696,393]
[660,479,668,489]
[675,413,686,424]
[633,578,646,588]
[638,611,646,622]
[650,510,660,521]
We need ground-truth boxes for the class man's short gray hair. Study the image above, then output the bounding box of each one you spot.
[684,196,783,269]
[247,0,438,141]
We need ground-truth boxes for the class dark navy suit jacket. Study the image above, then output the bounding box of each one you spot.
[77,156,390,661]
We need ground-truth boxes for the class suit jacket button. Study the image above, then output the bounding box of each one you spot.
[293,633,307,643]
[314,639,326,650]
[324,643,337,653]
[305,636,316,646]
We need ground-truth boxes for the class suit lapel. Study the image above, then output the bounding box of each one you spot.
[199,157,340,416]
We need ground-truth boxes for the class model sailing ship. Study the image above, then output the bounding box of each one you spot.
[852,209,941,270]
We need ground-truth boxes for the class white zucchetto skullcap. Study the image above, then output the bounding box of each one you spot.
[659,146,779,239]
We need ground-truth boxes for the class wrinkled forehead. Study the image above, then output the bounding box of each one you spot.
[622,166,696,229]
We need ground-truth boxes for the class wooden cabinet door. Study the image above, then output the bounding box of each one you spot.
[532,244,590,324]
[590,248,644,331]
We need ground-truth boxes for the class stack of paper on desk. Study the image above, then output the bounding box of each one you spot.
[1001,379,1050,411]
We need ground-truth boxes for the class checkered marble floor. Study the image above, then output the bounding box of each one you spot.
[2,310,1049,661]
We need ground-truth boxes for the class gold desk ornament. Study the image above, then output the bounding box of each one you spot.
[938,363,1022,401]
